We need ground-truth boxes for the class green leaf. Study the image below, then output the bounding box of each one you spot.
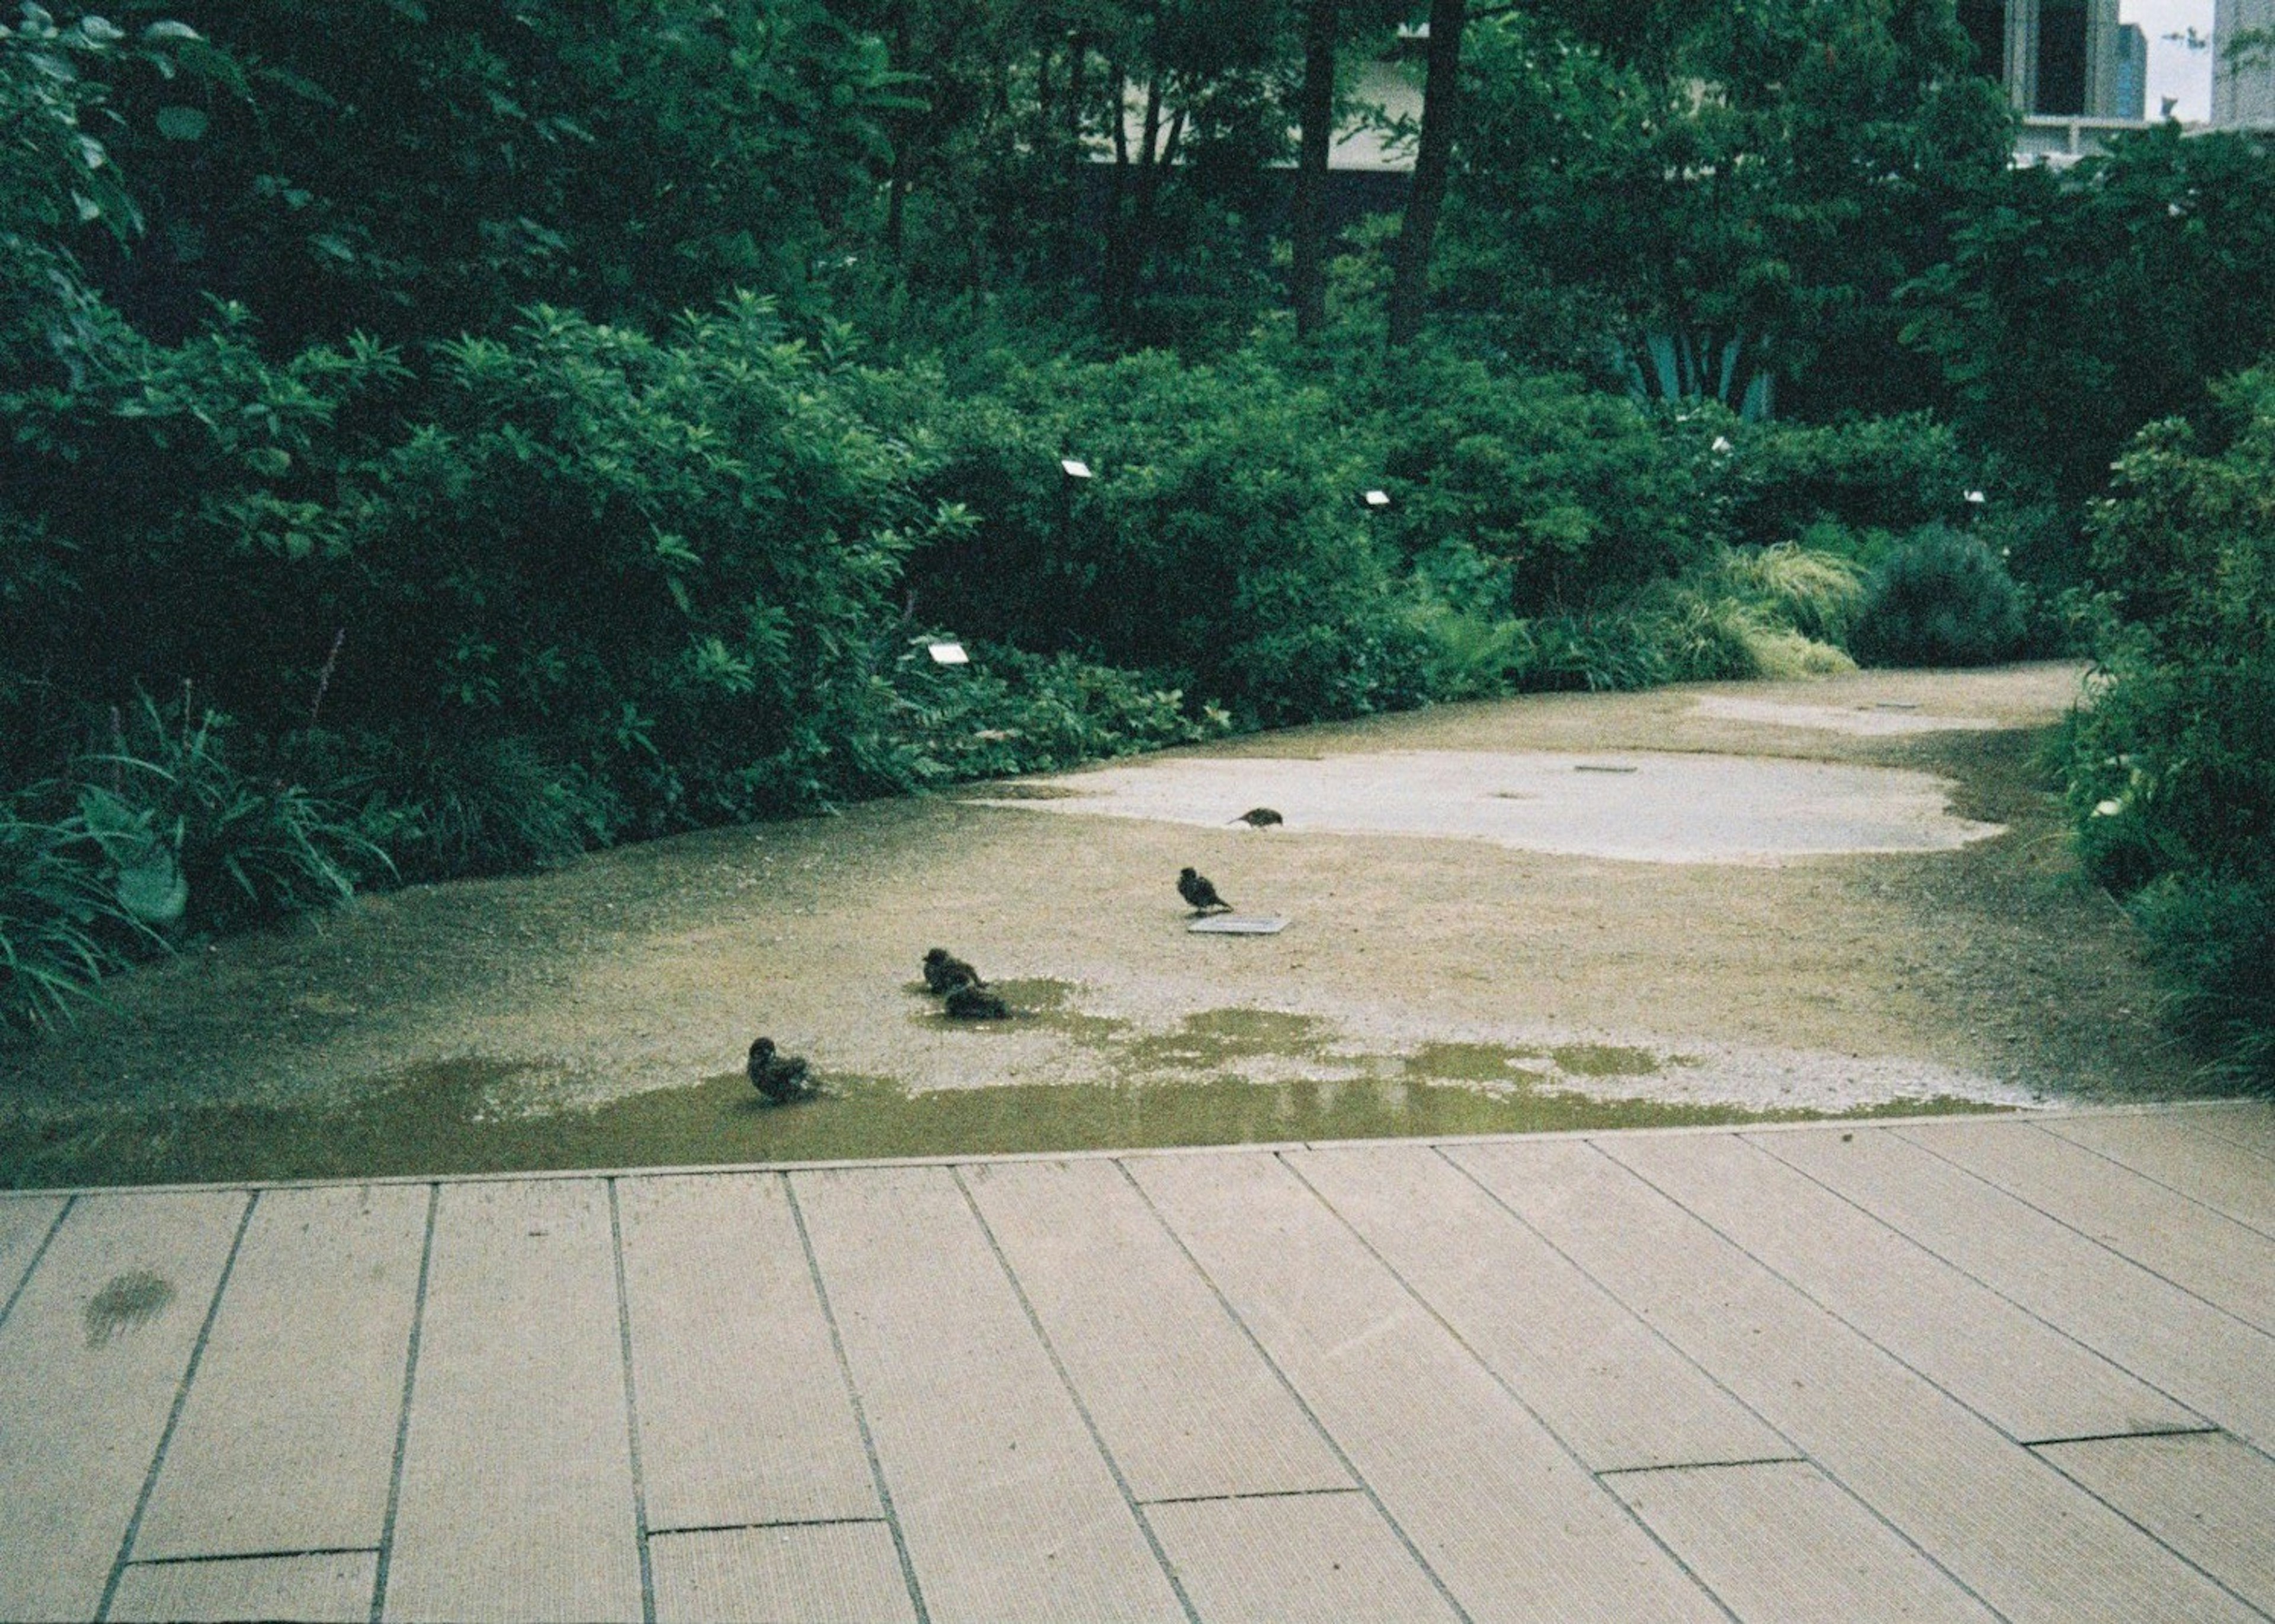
[114,850,188,926]
[154,104,209,140]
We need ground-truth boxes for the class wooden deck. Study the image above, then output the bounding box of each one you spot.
[3,1103,2272,1623]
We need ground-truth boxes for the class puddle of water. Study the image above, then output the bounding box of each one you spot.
[2,1049,2010,1190]
[965,749,2004,863]
[84,1270,175,1346]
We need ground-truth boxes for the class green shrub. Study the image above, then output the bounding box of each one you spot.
[1849,526,2027,667]
[0,803,145,1032]
[2128,874,2275,1085]
[1708,413,1981,548]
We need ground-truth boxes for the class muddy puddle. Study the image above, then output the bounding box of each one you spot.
[3,989,2008,1189]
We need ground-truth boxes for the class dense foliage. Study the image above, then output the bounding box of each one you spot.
[4,0,2274,1071]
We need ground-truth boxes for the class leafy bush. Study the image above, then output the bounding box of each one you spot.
[2063,367,2275,1085]
[1849,526,2027,667]
[0,802,145,1032]
[1708,412,1982,548]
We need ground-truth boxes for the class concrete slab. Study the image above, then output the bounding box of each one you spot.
[648,1523,915,1624]
[1289,1142,1790,1471]
[0,1192,65,1314]
[791,1164,1185,1624]
[0,1190,245,1623]
[108,1552,377,1623]
[1129,1150,1726,1624]
[1449,1139,2261,1624]
[2034,1431,2275,1615]
[1143,1491,1462,1624]
[962,1158,1350,1503]
[1606,1459,1998,1623]
[1760,1124,2275,1455]
[2041,1113,2275,1239]
[380,1178,642,1624]
[970,749,2004,864]
[616,1173,879,1532]
[1602,1130,2200,1443]
[1899,1119,2275,1336]
[133,1183,428,1560]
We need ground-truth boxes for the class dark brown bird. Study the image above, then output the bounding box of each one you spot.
[1178,867,1231,914]
[1231,807,1283,828]
[943,984,1011,1020]
[922,947,985,994]
[748,1037,815,1104]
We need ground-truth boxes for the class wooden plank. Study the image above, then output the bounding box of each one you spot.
[616,1173,879,1533]
[962,1158,1350,1502]
[380,1178,642,1624]
[109,1553,376,1623]
[1603,1132,2199,1443]
[0,1193,66,1314]
[1447,1139,2261,1624]
[648,1524,915,1624]
[791,1164,1184,1624]
[1606,1460,1997,1624]
[2035,1431,2275,1615]
[1128,1150,1725,1624]
[2041,1114,2275,1239]
[1143,1492,1462,1624]
[1290,1143,1789,1472]
[2183,1102,2275,1162]
[0,1190,245,1623]
[133,1184,429,1561]
[1898,1119,2275,1336]
[1761,1124,2275,1455]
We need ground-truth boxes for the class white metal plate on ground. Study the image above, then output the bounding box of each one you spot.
[647,1523,915,1624]
[1129,1150,1727,1624]
[962,1157,1349,1503]
[1143,1491,1462,1624]
[1760,1124,2275,1457]
[1289,1143,1789,1472]
[108,1552,377,1624]
[380,1178,641,1624]
[0,1190,246,1623]
[134,1184,429,1561]
[1187,914,1288,934]
[1449,1138,2261,1624]
[1601,1131,2199,1444]
[616,1173,880,1532]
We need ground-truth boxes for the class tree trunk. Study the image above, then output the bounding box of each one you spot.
[1291,0,1338,338]
[1387,0,1466,348]
[1110,75,1164,331]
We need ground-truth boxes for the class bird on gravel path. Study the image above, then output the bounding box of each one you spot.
[1231,807,1283,828]
[922,947,985,994]
[748,1037,815,1103]
[1179,867,1232,914]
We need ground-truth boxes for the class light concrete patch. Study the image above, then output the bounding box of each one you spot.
[1690,694,2004,736]
[968,749,2004,864]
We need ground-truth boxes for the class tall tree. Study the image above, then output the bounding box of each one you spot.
[1289,0,1337,337]
[1386,0,1465,347]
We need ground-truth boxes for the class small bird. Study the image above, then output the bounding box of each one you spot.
[1178,866,1232,914]
[922,947,985,994]
[748,1037,815,1104]
[1231,807,1283,828]
[944,984,1011,1020]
